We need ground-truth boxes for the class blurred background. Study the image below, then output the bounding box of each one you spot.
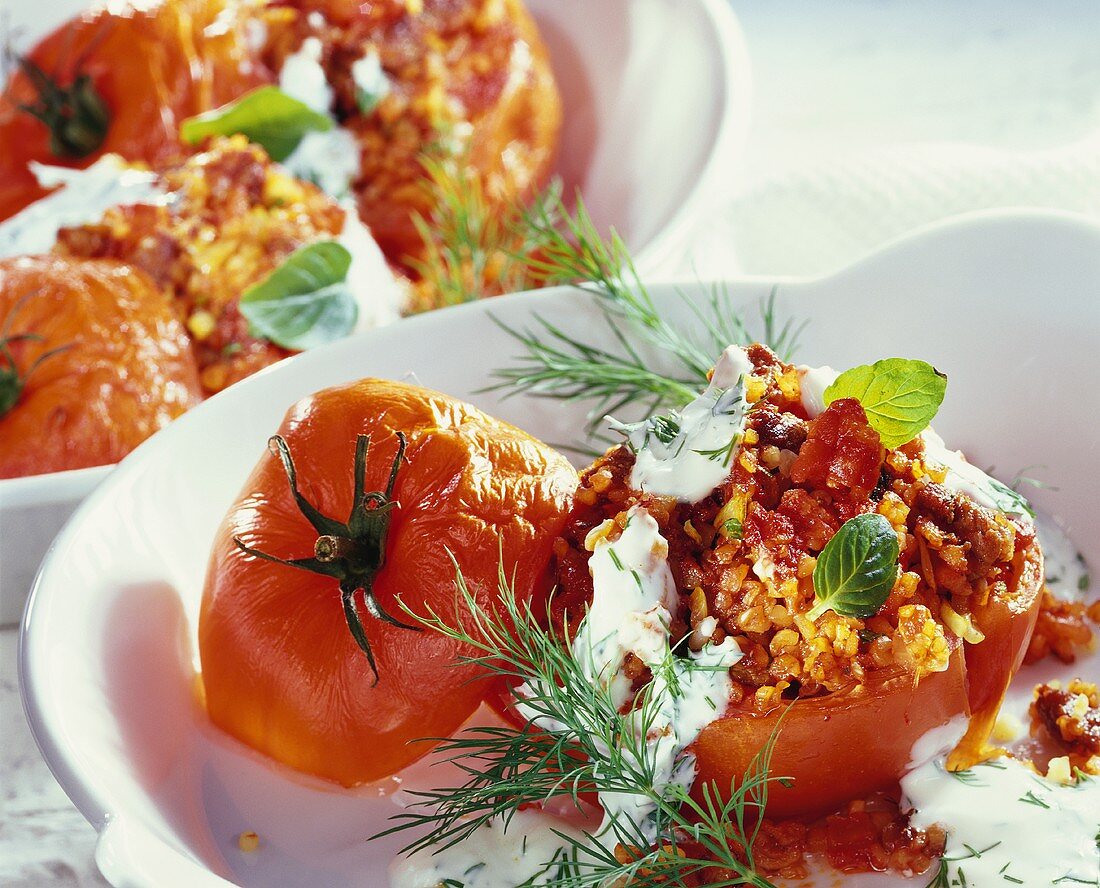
[687,0,1100,277]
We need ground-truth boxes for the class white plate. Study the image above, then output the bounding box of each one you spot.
[20,210,1100,886]
[0,0,752,623]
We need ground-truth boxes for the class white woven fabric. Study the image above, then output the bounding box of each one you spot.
[675,134,1100,280]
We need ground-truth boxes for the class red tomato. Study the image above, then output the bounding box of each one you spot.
[0,255,202,478]
[694,535,1044,817]
[948,535,1044,769]
[0,0,273,220]
[692,644,970,820]
[199,379,577,785]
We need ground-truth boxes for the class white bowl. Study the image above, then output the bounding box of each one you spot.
[0,0,752,623]
[21,210,1100,886]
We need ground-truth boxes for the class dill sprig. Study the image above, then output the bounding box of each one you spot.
[409,155,564,309]
[377,557,785,887]
[413,155,805,432]
[488,189,805,432]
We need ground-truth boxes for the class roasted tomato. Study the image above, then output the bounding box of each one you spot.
[292,0,561,264]
[692,532,1044,818]
[948,533,1044,769]
[0,0,272,221]
[693,645,970,820]
[0,255,203,478]
[199,380,577,785]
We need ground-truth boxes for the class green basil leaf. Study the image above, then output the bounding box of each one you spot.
[824,358,947,448]
[239,241,357,350]
[986,478,1036,519]
[807,513,899,620]
[180,86,331,162]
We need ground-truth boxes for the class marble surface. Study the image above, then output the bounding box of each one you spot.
[4,1,1100,885]
[1,627,106,887]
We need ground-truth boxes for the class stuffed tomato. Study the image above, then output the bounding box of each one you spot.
[545,344,1044,818]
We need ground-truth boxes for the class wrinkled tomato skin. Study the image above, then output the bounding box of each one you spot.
[0,256,202,478]
[692,644,971,820]
[199,380,578,785]
[0,0,272,220]
[949,536,1044,768]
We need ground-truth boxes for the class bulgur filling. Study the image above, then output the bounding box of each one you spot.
[552,343,1036,715]
[52,136,396,392]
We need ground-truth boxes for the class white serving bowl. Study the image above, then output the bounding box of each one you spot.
[0,0,752,623]
[21,210,1100,886]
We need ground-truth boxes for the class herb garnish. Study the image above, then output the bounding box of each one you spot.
[485,186,805,435]
[180,86,332,162]
[693,431,742,467]
[1018,789,1051,809]
[807,513,899,621]
[985,477,1037,520]
[410,157,565,309]
[824,357,947,448]
[377,558,787,887]
[239,241,358,350]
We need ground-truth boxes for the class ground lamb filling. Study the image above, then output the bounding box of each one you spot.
[553,344,1034,712]
[548,343,1096,879]
[54,136,348,392]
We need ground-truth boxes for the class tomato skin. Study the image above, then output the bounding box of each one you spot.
[692,644,971,820]
[0,256,203,478]
[0,0,272,221]
[948,535,1044,768]
[693,537,1044,817]
[199,380,577,785]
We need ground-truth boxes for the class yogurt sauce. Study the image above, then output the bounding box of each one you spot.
[902,719,1100,887]
[796,364,839,418]
[350,49,391,112]
[1037,513,1092,603]
[920,429,1035,523]
[390,506,743,887]
[337,205,404,327]
[278,35,362,199]
[610,345,754,503]
[0,157,168,258]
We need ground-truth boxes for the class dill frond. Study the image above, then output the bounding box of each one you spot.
[414,153,806,436]
[409,155,563,310]
[377,557,786,887]
[489,192,804,435]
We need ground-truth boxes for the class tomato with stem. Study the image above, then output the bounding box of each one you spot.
[199,379,578,785]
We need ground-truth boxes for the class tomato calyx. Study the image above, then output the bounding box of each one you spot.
[15,53,110,159]
[232,432,420,684]
[0,294,73,419]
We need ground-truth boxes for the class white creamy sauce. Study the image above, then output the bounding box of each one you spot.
[277,36,363,199]
[0,156,167,258]
[351,49,391,112]
[1037,513,1092,602]
[388,809,588,888]
[281,127,361,200]
[279,36,333,114]
[920,428,1034,523]
[903,720,1100,887]
[389,507,742,887]
[338,205,404,328]
[611,345,754,503]
[796,364,839,419]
